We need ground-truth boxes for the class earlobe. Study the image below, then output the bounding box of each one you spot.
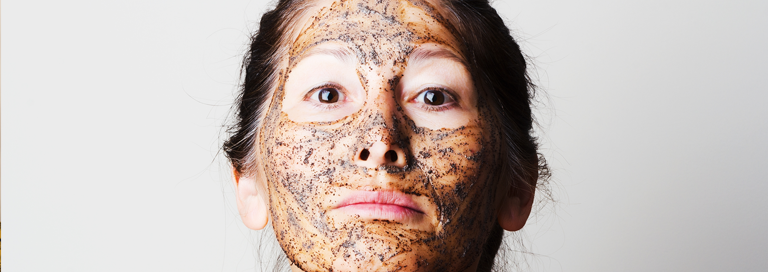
[497,185,534,232]
[234,169,270,230]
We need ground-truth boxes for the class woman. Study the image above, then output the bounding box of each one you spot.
[224,0,549,271]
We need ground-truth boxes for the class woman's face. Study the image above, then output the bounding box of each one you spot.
[258,0,502,270]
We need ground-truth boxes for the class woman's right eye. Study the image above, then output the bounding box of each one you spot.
[305,84,347,110]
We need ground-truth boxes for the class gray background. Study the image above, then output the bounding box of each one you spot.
[3,0,767,271]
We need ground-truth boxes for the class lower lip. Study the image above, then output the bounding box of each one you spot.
[337,203,421,221]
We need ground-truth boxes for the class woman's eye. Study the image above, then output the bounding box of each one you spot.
[316,87,341,103]
[423,90,444,105]
[415,89,453,106]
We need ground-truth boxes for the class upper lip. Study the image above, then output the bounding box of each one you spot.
[334,190,424,213]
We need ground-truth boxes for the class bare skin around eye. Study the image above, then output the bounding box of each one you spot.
[256,0,504,271]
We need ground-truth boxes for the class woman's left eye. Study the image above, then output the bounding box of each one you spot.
[413,88,456,110]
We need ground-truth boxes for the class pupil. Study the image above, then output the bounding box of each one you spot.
[319,88,339,103]
[424,90,445,105]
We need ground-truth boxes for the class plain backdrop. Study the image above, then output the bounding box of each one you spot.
[3,0,767,271]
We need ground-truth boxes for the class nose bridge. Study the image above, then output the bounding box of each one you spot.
[359,107,397,146]
[359,69,401,135]
[354,35,404,137]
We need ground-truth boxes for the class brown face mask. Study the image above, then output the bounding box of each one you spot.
[258,0,502,270]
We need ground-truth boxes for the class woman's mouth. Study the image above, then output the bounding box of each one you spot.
[334,190,424,221]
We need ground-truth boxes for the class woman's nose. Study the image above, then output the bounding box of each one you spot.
[354,139,407,169]
[352,89,407,169]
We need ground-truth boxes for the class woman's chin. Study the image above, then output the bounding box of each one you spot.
[288,228,477,272]
[288,234,438,272]
[328,253,425,272]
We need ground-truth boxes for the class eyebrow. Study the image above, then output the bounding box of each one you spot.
[294,45,355,65]
[408,46,465,67]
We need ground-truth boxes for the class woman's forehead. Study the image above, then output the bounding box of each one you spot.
[288,0,460,66]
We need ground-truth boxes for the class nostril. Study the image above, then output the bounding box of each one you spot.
[360,149,370,161]
[385,150,398,162]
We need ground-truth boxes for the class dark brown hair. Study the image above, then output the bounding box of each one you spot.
[224,0,550,270]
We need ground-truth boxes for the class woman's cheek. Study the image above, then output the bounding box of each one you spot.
[263,115,357,213]
[410,124,494,219]
[261,117,351,270]
[265,123,323,205]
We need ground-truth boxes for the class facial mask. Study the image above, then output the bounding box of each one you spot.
[258,0,502,270]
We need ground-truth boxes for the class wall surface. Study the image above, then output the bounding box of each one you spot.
[3,0,767,271]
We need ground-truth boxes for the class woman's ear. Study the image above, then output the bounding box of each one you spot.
[497,184,535,232]
[233,168,270,230]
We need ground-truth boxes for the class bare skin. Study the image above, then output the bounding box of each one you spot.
[235,0,531,271]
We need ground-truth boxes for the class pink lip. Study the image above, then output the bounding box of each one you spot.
[334,191,424,221]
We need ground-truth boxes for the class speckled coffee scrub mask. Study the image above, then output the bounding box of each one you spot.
[258,0,504,271]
